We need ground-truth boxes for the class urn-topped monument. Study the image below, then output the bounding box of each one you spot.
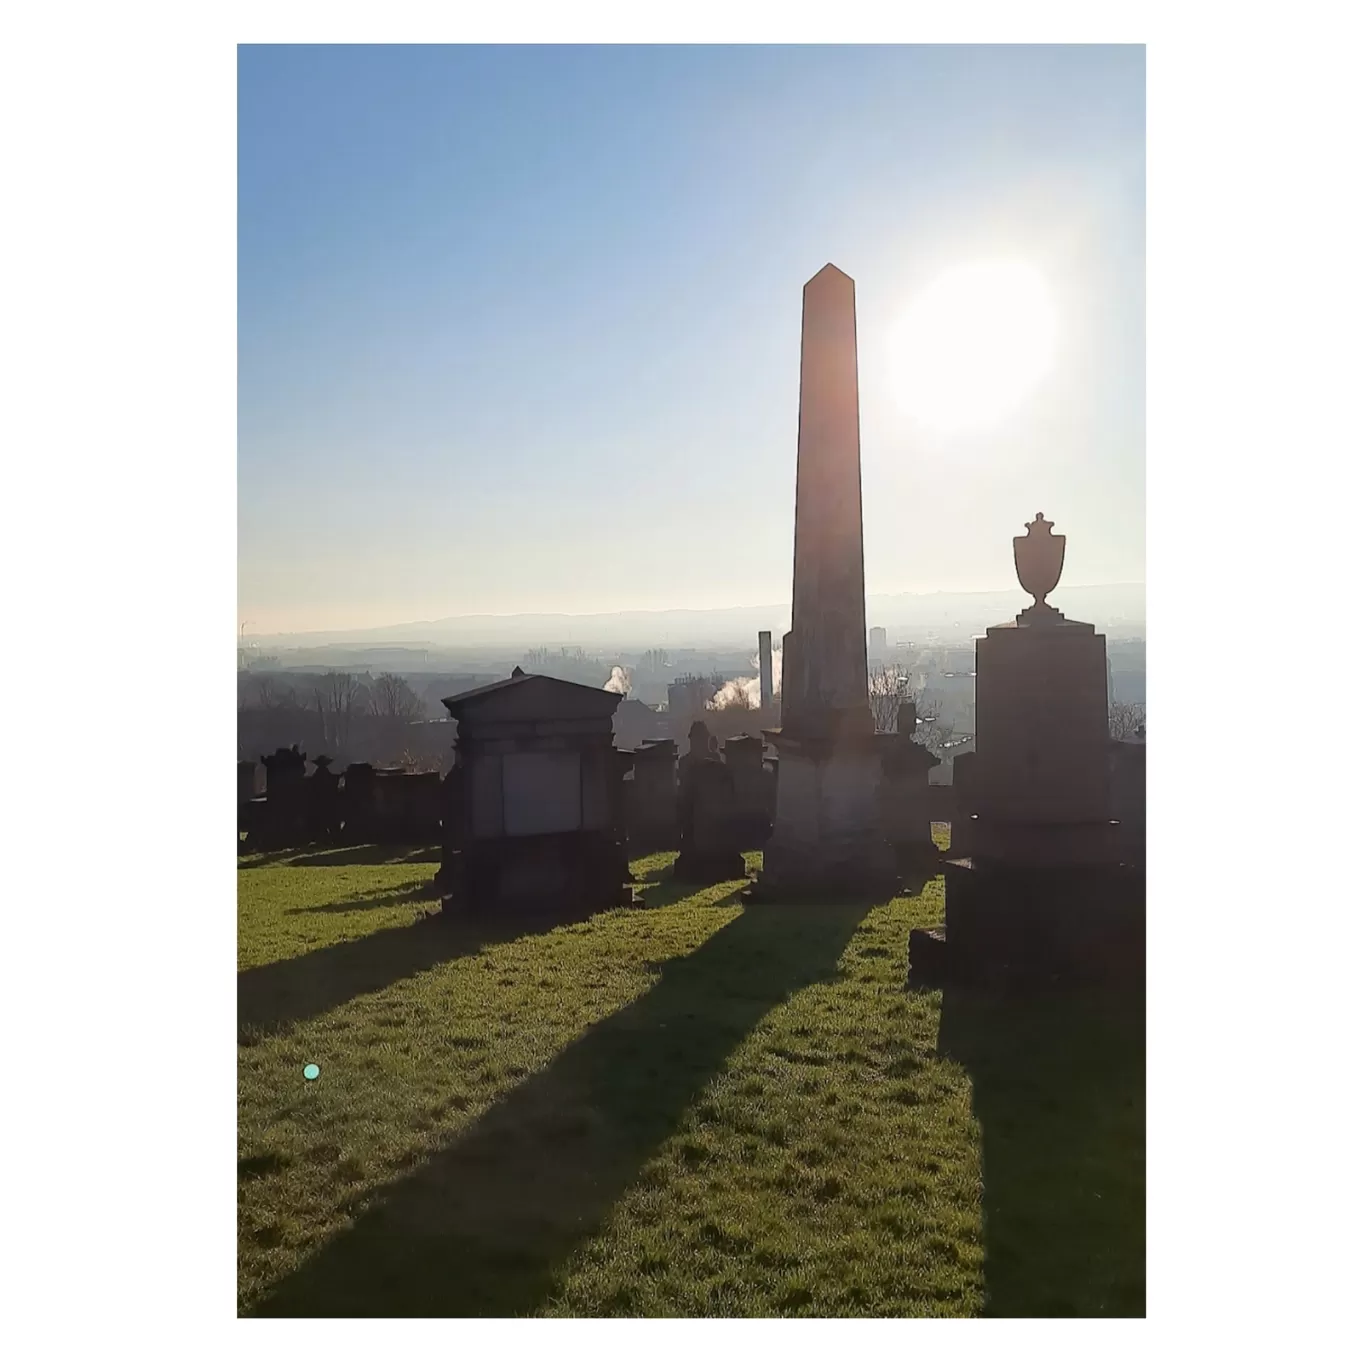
[926,514,1143,986]
[972,513,1110,853]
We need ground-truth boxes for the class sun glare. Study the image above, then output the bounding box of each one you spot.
[889,260,1057,433]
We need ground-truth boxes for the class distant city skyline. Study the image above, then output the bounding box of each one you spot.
[239,44,1144,635]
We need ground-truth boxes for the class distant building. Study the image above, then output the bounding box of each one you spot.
[667,674,726,721]
[869,626,887,659]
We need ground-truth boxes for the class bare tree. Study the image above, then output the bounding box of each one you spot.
[313,671,363,751]
[911,693,954,757]
[1109,700,1146,741]
[254,675,299,711]
[368,672,424,720]
[869,665,912,732]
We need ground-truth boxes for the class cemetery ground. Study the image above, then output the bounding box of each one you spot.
[238,832,1144,1318]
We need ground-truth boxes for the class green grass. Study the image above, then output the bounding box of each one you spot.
[238,841,1143,1317]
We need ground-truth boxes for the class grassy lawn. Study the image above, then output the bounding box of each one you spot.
[238,835,1144,1317]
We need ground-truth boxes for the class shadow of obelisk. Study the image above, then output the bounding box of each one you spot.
[751,264,896,901]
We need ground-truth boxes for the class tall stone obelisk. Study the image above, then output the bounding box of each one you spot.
[755,264,896,898]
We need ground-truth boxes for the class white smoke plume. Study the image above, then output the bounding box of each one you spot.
[603,665,632,695]
[709,641,784,709]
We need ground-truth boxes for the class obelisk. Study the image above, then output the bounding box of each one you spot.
[754,265,896,898]
[782,264,873,737]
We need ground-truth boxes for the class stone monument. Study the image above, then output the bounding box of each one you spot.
[753,264,896,898]
[924,515,1144,985]
[438,670,635,918]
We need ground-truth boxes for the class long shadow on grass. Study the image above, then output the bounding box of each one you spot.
[239,917,519,1041]
[239,844,441,870]
[240,883,709,1040]
[937,986,1145,1317]
[251,898,871,1317]
[285,881,436,916]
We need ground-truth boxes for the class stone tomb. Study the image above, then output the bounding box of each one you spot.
[932,516,1144,985]
[439,669,634,917]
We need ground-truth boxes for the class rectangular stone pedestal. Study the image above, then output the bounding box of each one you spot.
[942,857,1145,985]
[753,734,897,899]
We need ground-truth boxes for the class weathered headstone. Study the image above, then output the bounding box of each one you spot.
[307,754,342,844]
[754,264,895,899]
[878,703,940,873]
[260,745,308,848]
[672,721,746,882]
[625,738,678,851]
[723,733,772,846]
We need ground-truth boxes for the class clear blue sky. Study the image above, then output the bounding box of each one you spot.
[239,44,1144,634]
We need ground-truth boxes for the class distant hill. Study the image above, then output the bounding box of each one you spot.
[253,584,1144,651]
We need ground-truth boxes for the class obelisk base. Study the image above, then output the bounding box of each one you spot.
[750,731,898,901]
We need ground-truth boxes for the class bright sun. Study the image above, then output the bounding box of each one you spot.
[889,260,1057,432]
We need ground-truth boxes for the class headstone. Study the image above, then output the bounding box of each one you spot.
[343,763,377,843]
[671,722,746,882]
[877,711,940,873]
[1108,740,1146,868]
[307,754,342,844]
[259,745,309,847]
[754,264,896,899]
[625,738,678,851]
[723,733,772,846]
[949,751,978,857]
[238,760,261,846]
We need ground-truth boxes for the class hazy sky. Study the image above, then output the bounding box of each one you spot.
[239,44,1144,635]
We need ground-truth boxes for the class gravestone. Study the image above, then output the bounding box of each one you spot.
[625,738,678,851]
[238,760,260,844]
[753,265,896,899]
[342,763,377,843]
[1108,740,1146,868]
[723,733,772,846]
[307,754,342,844]
[260,745,308,848]
[671,721,746,882]
[878,702,940,874]
[949,751,978,857]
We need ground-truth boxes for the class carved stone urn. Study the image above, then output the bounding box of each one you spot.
[1013,513,1066,623]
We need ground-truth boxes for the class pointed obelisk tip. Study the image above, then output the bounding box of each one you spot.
[805,262,854,290]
